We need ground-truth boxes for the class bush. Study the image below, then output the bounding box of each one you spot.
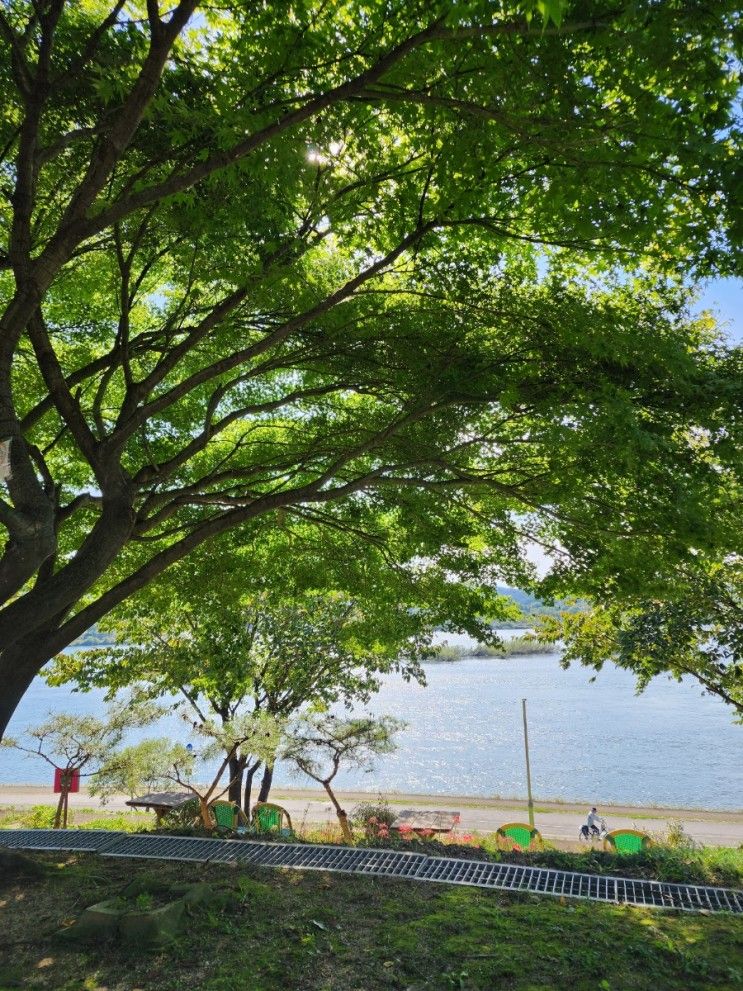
[78,813,151,833]
[351,796,396,841]
[662,819,698,850]
[21,805,57,829]
[159,799,200,830]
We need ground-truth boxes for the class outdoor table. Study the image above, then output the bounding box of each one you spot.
[125,791,194,824]
[391,809,461,835]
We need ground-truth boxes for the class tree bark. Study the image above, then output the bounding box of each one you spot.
[199,797,213,830]
[227,753,244,804]
[257,761,274,804]
[322,781,354,843]
[243,761,261,817]
[53,786,67,830]
[0,490,135,652]
[0,431,57,603]
[0,635,57,738]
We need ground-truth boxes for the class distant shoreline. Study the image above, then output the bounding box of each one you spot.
[431,635,558,661]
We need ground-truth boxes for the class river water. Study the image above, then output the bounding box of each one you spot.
[1,650,741,809]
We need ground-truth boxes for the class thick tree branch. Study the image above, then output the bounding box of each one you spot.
[116,223,433,443]
[28,310,102,471]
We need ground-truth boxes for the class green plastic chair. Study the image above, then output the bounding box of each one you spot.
[604,829,651,854]
[495,822,542,851]
[252,801,293,836]
[210,800,248,833]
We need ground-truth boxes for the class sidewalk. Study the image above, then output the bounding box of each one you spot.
[3,784,743,848]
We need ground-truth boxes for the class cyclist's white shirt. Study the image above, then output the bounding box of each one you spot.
[587,811,601,828]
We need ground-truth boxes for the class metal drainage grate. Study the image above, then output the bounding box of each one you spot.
[231,842,427,877]
[417,857,743,913]
[0,829,124,853]
[4,829,742,914]
[102,834,234,862]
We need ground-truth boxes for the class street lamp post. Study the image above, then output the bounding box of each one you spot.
[522,698,535,828]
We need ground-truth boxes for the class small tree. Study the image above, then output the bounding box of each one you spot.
[167,710,284,828]
[48,525,504,812]
[282,715,404,843]
[0,701,158,828]
[93,711,284,829]
[90,738,186,803]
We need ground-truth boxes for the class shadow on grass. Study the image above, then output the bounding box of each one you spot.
[1,854,742,991]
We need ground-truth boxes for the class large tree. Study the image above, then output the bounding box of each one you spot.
[47,524,509,810]
[0,0,740,736]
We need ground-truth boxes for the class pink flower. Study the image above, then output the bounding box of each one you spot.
[461,834,473,843]
[419,828,434,839]
[453,814,461,825]
[398,824,413,834]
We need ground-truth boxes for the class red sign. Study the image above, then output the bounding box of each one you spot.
[53,768,80,794]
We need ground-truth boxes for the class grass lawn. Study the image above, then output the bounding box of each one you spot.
[0,806,154,833]
[1,853,742,991]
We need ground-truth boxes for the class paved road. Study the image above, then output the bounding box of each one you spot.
[3,785,742,849]
[268,791,743,849]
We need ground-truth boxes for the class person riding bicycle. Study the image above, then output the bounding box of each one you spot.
[586,807,607,836]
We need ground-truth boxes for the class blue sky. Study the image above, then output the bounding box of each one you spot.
[697,277,742,344]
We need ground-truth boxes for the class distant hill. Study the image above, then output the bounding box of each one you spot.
[496,585,540,609]
[494,585,585,628]
[70,626,114,647]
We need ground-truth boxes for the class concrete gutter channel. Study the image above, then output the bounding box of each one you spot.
[1,829,741,915]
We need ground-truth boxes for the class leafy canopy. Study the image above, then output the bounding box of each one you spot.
[0,0,740,736]
[283,713,404,784]
[541,556,743,720]
[48,520,516,706]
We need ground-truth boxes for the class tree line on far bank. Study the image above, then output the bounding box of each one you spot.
[431,637,557,661]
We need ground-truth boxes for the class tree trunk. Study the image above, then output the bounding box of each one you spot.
[53,786,67,830]
[0,499,136,741]
[0,636,56,739]
[0,492,134,655]
[257,761,274,803]
[199,797,213,830]
[322,781,354,844]
[243,761,261,817]
[227,753,244,804]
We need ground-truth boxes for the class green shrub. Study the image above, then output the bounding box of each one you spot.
[351,796,397,841]
[159,799,200,829]
[21,805,57,829]
[662,819,698,850]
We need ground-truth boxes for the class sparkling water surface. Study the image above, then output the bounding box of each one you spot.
[1,648,740,809]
